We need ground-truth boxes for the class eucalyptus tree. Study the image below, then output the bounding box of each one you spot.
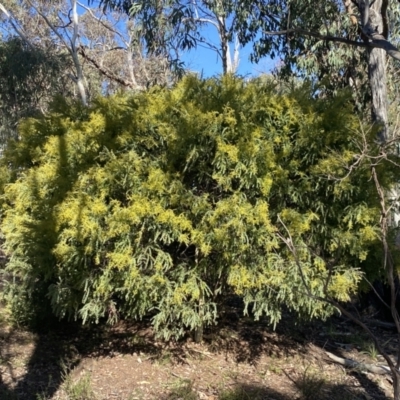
[77,5,174,90]
[234,0,400,141]
[98,0,242,74]
[0,0,175,104]
[0,0,88,104]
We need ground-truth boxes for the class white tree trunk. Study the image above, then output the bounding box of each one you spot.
[70,0,87,105]
[364,0,389,142]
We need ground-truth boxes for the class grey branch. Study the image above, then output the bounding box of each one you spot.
[78,46,142,89]
[263,28,400,61]
[326,351,392,374]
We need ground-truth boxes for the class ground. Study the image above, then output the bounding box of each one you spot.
[0,309,396,400]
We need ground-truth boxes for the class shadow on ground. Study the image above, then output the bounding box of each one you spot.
[165,378,389,400]
[0,318,160,400]
[0,310,394,399]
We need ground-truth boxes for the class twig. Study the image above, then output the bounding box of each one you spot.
[186,346,213,358]
[363,276,390,310]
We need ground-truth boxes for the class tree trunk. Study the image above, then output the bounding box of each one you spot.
[364,0,389,142]
[71,0,87,105]
[218,15,228,75]
[362,4,400,400]
[368,47,388,142]
[194,324,203,343]
[394,371,400,400]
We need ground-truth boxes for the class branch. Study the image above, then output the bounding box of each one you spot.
[358,0,370,27]
[25,0,72,55]
[326,351,392,374]
[364,318,397,330]
[276,215,314,299]
[263,27,400,61]
[188,34,222,57]
[327,297,397,373]
[78,46,140,89]
[363,276,390,310]
[367,31,400,61]
[77,2,130,48]
[182,16,219,31]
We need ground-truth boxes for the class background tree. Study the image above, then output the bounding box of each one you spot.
[99,0,242,75]
[0,0,176,149]
[233,0,400,141]
[0,37,72,149]
[0,0,89,104]
[77,5,174,91]
[0,0,177,94]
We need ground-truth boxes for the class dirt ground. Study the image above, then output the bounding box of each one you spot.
[0,310,396,400]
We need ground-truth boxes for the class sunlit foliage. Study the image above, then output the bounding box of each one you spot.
[0,76,380,338]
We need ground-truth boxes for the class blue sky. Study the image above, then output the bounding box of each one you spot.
[178,22,276,77]
[183,42,276,77]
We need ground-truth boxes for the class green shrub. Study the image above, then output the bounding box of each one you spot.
[0,76,381,338]
[4,279,56,330]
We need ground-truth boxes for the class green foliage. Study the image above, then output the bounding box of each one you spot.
[98,0,238,74]
[4,278,56,330]
[0,37,72,144]
[0,76,382,338]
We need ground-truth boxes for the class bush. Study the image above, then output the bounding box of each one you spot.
[0,76,380,338]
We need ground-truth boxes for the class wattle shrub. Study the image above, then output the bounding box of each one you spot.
[0,76,380,338]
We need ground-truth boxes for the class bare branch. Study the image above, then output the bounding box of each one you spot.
[25,0,71,54]
[263,27,400,61]
[182,16,220,31]
[326,351,392,374]
[78,46,141,89]
[363,276,391,310]
[77,2,130,48]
